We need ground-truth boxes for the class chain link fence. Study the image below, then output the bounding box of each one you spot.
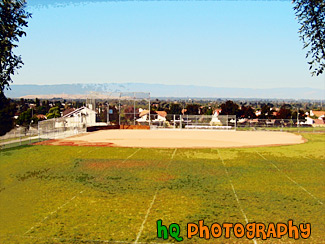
[38,117,87,140]
[1,117,87,150]
[236,118,325,132]
[0,126,40,150]
[148,114,237,130]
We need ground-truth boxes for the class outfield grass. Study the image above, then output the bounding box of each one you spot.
[0,133,324,243]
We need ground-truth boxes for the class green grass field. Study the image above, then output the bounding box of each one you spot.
[0,133,324,243]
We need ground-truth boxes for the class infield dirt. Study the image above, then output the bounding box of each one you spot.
[36,130,305,148]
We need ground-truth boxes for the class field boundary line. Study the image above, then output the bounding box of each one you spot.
[217,149,257,244]
[134,148,177,244]
[117,148,141,167]
[303,156,323,166]
[166,148,177,168]
[134,189,158,244]
[23,146,120,235]
[256,151,323,205]
[24,190,84,234]
[5,234,175,244]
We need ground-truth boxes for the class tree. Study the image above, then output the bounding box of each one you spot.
[240,105,256,119]
[169,103,182,115]
[259,104,272,119]
[1,0,31,94]
[185,104,200,115]
[16,108,38,126]
[277,105,293,119]
[46,107,60,119]
[293,0,325,76]
[0,93,16,135]
[220,100,240,116]
[292,109,306,120]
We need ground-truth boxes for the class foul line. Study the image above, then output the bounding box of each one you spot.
[5,234,175,244]
[217,149,258,244]
[134,189,159,244]
[303,156,323,166]
[24,147,102,235]
[134,148,177,244]
[24,147,139,235]
[256,151,323,205]
[117,148,142,167]
[24,190,84,234]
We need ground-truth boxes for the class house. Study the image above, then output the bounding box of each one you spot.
[62,107,75,116]
[313,118,325,127]
[59,106,97,127]
[137,109,150,122]
[155,111,167,121]
[309,110,325,120]
[299,116,325,126]
[272,111,278,117]
[137,109,167,122]
[36,114,47,120]
[300,116,314,125]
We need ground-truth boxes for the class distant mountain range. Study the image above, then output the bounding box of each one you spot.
[4,83,325,100]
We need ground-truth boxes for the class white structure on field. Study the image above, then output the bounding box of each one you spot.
[210,109,222,125]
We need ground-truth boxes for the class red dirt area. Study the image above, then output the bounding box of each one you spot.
[119,125,150,129]
[85,161,117,169]
[33,140,116,147]
[82,160,155,170]
[118,160,153,168]
[156,173,175,182]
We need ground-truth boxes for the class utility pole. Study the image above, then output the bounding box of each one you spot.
[107,102,109,125]
[297,107,299,128]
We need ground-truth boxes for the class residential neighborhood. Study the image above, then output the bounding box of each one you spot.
[1,97,324,137]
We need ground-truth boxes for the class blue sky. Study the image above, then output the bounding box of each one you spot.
[13,0,325,89]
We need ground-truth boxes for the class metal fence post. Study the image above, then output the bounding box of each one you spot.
[174,115,176,129]
[180,115,182,129]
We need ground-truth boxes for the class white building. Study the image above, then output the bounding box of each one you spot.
[59,106,97,127]
[137,109,167,123]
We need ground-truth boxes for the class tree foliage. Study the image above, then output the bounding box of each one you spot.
[169,103,182,115]
[16,108,38,126]
[185,104,200,115]
[0,93,16,136]
[277,105,293,119]
[220,100,239,116]
[293,0,325,76]
[0,0,31,95]
[240,105,256,119]
[46,107,60,119]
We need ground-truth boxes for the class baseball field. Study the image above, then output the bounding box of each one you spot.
[0,131,324,243]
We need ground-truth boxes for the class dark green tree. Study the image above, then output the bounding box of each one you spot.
[292,109,306,120]
[240,105,256,119]
[293,0,325,76]
[0,93,16,135]
[220,100,240,116]
[259,104,272,119]
[0,0,31,94]
[185,104,200,115]
[169,103,182,115]
[16,108,38,126]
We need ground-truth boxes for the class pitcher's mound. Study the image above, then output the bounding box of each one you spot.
[36,130,305,148]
